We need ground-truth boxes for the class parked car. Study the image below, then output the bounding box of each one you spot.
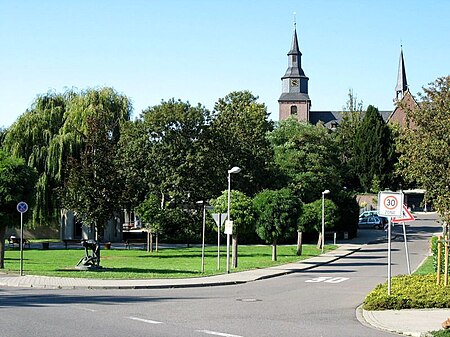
[359,210,378,219]
[358,215,388,229]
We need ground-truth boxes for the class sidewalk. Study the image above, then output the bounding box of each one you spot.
[1,227,448,336]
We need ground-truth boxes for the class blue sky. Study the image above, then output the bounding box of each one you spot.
[1,0,449,128]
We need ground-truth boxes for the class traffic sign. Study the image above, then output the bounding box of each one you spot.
[378,191,403,217]
[16,201,28,213]
[392,205,415,223]
[224,220,233,235]
[212,213,227,227]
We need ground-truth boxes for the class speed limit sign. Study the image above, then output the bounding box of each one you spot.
[378,191,403,217]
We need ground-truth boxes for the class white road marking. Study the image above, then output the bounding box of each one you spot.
[305,276,349,283]
[324,277,349,283]
[197,329,243,337]
[72,305,97,312]
[128,316,163,324]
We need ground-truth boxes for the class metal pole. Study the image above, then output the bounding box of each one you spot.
[321,193,325,253]
[388,217,392,295]
[217,215,220,270]
[402,222,411,275]
[226,173,231,273]
[437,236,442,285]
[20,212,24,276]
[201,204,206,273]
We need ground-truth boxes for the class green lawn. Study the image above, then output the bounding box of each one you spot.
[414,255,434,275]
[3,244,335,279]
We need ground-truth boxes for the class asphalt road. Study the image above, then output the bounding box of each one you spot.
[0,214,439,337]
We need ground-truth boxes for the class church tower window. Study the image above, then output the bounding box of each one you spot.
[290,105,298,115]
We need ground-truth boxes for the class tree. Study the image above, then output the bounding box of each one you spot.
[137,99,213,207]
[397,76,450,221]
[253,188,300,261]
[268,119,342,203]
[3,87,131,231]
[334,89,364,190]
[0,150,37,268]
[210,190,255,268]
[352,105,396,192]
[298,199,339,249]
[2,92,68,225]
[210,91,275,196]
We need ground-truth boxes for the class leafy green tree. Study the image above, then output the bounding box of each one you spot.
[353,105,396,192]
[268,119,342,203]
[397,76,450,221]
[138,99,213,206]
[61,116,122,238]
[253,188,300,261]
[210,190,255,268]
[334,89,364,190]
[0,150,37,268]
[298,199,339,249]
[211,91,275,196]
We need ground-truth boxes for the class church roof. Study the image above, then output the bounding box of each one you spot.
[395,48,408,94]
[309,110,392,128]
[278,92,310,102]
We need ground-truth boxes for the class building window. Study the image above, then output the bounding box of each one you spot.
[290,105,298,115]
[292,55,297,63]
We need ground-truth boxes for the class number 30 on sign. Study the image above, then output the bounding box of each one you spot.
[378,191,403,217]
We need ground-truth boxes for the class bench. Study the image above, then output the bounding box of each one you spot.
[8,236,30,248]
[62,239,81,249]
[125,238,147,249]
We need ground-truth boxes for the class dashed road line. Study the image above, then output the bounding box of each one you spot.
[197,329,243,337]
[128,316,163,325]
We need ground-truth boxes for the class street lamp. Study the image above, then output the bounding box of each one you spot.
[227,166,241,273]
[321,189,330,253]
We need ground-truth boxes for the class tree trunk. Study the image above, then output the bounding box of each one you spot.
[0,225,6,269]
[232,233,238,268]
[149,232,153,252]
[296,231,303,256]
[155,232,159,252]
[272,239,277,261]
[317,232,322,250]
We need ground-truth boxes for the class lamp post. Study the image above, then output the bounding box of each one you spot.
[227,166,241,273]
[321,189,330,253]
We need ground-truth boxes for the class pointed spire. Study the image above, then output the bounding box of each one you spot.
[288,23,301,56]
[395,46,408,100]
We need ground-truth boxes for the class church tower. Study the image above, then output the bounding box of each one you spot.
[395,46,408,101]
[278,23,311,122]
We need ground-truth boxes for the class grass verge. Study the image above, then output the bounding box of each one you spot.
[2,244,335,279]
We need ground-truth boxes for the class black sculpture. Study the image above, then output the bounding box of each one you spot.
[76,239,101,269]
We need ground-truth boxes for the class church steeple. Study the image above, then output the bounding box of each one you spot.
[278,22,311,122]
[395,47,408,101]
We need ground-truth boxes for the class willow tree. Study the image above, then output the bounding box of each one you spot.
[2,87,131,231]
[2,92,68,225]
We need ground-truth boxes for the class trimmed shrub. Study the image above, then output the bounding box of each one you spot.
[363,274,450,310]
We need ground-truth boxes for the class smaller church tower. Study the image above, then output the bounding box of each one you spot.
[278,22,311,122]
[395,46,408,101]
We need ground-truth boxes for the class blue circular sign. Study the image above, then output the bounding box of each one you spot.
[17,201,28,213]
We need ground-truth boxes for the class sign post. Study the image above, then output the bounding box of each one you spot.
[393,205,416,275]
[378,192,403,295]
[16,201,28,276]
[212,213,227,270]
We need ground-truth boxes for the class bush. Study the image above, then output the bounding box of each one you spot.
[363,274,450,310]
